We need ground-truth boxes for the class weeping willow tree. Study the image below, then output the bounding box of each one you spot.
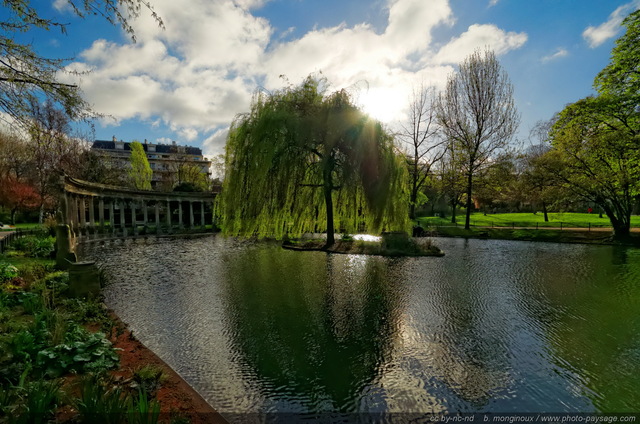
[219,76,409,245]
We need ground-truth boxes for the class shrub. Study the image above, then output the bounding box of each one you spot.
[0,262,19,283]
[16,262,53,284]
[9,235,55,258]
[36,326,120,377]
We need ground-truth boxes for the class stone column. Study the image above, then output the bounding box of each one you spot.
[88,197,95,227]
[178,200,183,229]
[64,192,72,229]
[201,201,206,229]
[98,198,105,232]
[155,201,161,235]
[79,197,86,228]
[119,199,127,237]
[166,200,172,233]
[189,201,194,229]
[109,200,115,235]
[131,201,138,236]
[69,195,77,233]
[143,200,148,230]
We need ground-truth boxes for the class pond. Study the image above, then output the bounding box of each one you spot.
[79,236,640,419]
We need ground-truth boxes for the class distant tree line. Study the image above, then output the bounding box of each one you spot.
[407,10,639,240]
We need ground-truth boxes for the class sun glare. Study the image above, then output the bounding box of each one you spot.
[358,87,403,123]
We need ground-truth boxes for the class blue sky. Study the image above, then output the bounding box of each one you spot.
[9,0,640,157]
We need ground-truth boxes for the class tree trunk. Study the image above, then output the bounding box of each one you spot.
[602,203,631,240]
[451,198,457,223]
[10,208,17,225]
[323,158,335,247]
[464,171,473,230]
[409,190,417,221]
[542,201,549,222]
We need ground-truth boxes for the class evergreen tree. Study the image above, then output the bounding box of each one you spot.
[128,141,152,190]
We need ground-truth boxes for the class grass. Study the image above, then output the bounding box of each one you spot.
[422,225,640,246]
[0,223,43,232]
[418,212,640,229]
[427,226,618,244]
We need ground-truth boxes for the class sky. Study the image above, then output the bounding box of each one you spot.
[9,0,640,158]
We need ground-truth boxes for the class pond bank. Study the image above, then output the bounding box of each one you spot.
[105,312,229,424]
[423,226,640,246]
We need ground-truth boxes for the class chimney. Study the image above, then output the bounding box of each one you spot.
[112,136,117,142]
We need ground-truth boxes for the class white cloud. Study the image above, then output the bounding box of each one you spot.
[583,1,640,48]
[202,127,230,160]
[53,0,72,12]
[433,24,527,64]
[488,0,499,7]
[67,0,527,156]
[541,47,568,63]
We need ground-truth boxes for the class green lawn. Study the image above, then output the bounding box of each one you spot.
[0,222,43,231]
[418,212,640,229]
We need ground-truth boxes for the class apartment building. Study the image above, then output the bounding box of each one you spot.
[91,137,212,191]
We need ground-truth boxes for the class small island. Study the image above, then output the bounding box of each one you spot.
[283,231,444,257]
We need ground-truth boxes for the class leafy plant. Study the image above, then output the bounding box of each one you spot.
[75,374,129,424]
[11,380,62,424]
[33,272,69,308]
[16,262,52,285]
[34,309,69,346]
[7,328,47,364]
[128,389,161,424]
[9,235,55,259]
[61,297,116,335]
[36,327,120,377]
[0,262,19,283]
[132,365,166,399]
[17,291,44,315]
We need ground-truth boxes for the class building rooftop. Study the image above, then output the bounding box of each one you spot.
[92,139,203,156]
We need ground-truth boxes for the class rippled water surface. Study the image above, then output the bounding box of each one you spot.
[80,236,640,416]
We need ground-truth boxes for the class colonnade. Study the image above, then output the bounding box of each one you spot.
[61,176,218,240]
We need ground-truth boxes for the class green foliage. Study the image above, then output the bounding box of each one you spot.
[75,374,130,424]
[550,96,640,238]
[594,9,640,100]
[17,291,45,315]
[61,297,116,335]
[0,262,19,283]
[14,261,53,285]
[128,389,161,424]
[8,235,55,258]
[220,75,409,240]
[7,328,48,364]
[36,326,120,377]
[132,365,166,399]
[0,0,162,125]
[547,9,640,239]
[128,141,153,191]
[10,380,62,424]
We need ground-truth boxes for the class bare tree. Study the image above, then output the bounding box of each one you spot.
[437,49,519,229]
[400,84,444,219]
[438,139,467,223]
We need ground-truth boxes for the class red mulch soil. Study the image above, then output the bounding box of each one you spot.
[108,317,229,424]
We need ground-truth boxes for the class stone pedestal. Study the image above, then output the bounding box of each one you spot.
[55,224,77,270]
[68,261,101,298]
